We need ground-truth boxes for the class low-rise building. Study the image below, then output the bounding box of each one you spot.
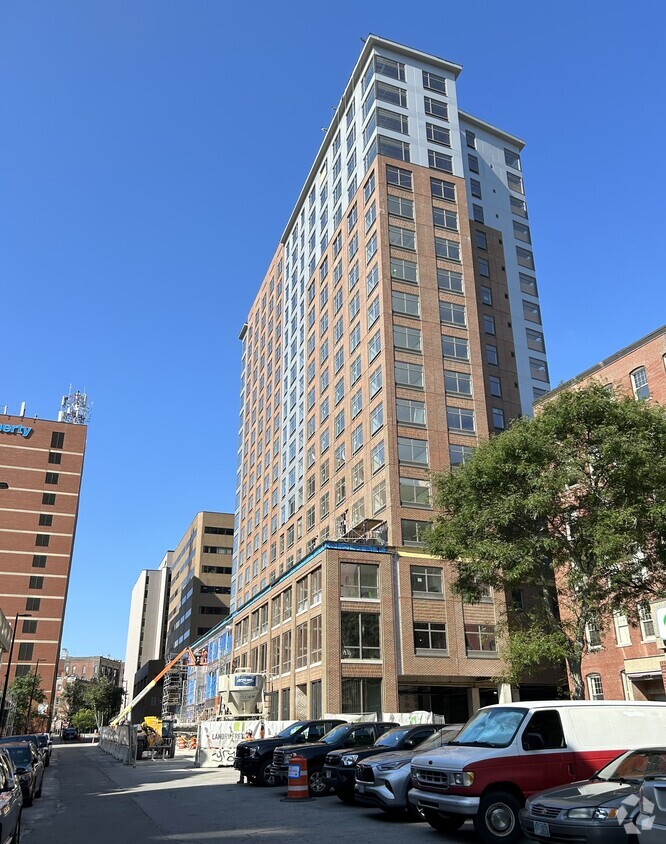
[537,324,666,702]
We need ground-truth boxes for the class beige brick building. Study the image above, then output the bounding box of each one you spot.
[213,36,556,721]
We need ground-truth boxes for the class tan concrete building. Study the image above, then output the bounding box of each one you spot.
[0,410,86,725]
[227,36,555,721]
[537,324,666,703]
[165,512,234,656]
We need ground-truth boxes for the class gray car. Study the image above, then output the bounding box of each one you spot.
[520,747,666,843]
[635,774,666,840]
[355,724,462,819]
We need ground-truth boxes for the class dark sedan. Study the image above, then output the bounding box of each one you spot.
[2,742,44,807]
[520,747,666,843]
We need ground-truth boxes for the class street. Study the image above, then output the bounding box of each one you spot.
[21,741,529,843]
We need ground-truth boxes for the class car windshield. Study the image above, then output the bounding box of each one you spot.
[278,722,308,738]
[7,747,31,766]
[451,707,527,748]
[598,749,666,783]
[321,725,352,745]
[374,728,410,748]
[416,727,461,752]
[37,736,48,746]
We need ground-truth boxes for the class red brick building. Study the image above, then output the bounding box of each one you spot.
[0,412,87,726]
[538,325,666,702]
[52,652,123,729]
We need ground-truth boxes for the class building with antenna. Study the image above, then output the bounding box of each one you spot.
[0,396,88,729]
[227,35,555,721]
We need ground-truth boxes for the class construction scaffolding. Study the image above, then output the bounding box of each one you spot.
[161,656,189,720]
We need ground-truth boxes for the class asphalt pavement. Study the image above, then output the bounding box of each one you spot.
[21,740,528,843]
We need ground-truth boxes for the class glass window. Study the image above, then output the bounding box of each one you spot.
[530,357,549,382]
[631,367,650,400]
[386,165,412,189]
[513,221,531,243]
[394,361,424,388]
[378,135,410,162]
[427,123,451,146]
[390,257,418,283]
[371,440,385,473]
[440,301,466,326]
[468,153,480,173]
[372,478,387,513]
[437,269,463,293]
[433,207,458,230]
[526,328,545,352]
[442,335,469,361]
[487,344,499,365]
[389,225,416,250]
[470,178,482,199]
[464,623,497,653]
[428,150,453,173]
[422,70,447,94]
[492,407,505,430]
[340,562,378,599]
[449,443,474,467]
[377,107,409,134]
[402,519,431,545]
[394,325,422,352]
[445,370,472,396]
[434,237,460,261]
[510,195,528,217]
[398,436,428,465]
[375,54,406,81]
[424,96,448,120]
[392,290,420,317]
[483,314,496,335]
[414,622,447,652]
[431,178,456,201]
[387,195,414,218]
[504,148,521,170]
[370,403,384,434]
[490,375,502,397]
[341,612,381,659]
[396,398,426,426]
[447,407,476,433]
[520,273,538,295]
[507,171,524,194]
[588,674,604,700]
[399,477,431,506]
[473,203,484,223]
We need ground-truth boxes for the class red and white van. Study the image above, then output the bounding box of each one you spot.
[409,700,666,843]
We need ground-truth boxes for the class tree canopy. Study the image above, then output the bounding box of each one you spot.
[63,676,123,728]
[426,384,666,698]
[8,672,46,734]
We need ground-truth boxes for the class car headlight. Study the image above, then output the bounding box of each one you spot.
[450,771,475,787]
[341,754,359,766]
[378,759,411,771]
[567,807,618,820]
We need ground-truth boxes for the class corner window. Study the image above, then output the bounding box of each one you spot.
[340,563,378,599]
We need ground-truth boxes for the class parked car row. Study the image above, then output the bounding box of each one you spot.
[0,732,52,844]
[233,700,666,843]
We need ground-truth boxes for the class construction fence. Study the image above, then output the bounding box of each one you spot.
[99,724,136,766]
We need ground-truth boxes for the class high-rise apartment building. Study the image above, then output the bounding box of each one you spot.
[0,409,86,725]
[123,552,172,690]
[229,36,552,721]
[165,512,234,657]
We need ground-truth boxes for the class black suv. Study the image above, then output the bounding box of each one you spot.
[322,724,439,803]
[235,719,345,786]
[271,721,398,795]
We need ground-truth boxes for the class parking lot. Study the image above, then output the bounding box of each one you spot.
[22,742,530,843]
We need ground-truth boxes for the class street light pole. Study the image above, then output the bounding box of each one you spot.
[0,613,30,736]
[25,659,41,734]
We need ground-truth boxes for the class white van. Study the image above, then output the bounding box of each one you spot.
[409,700,666,844]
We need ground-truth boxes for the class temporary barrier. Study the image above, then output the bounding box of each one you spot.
[99,724,135,766]
[287,754,309,799]
[177,736,186,750]
[189,735,197,750]
[195,719,297,768]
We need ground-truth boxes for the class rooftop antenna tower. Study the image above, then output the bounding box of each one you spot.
[58,387,92,425]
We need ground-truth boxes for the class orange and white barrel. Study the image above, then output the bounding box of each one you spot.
[287,754,309,799]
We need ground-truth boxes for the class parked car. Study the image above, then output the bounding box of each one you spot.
[520,746,666,842]
[61,727,79,742]
[409,700,666,844]
[323,724,440,803]
[234,719,345,786]
[0,746,22,843]
[355,724,462,817]
[2,742,44,807]
[635,773,666,840]
[271,721,399,795]
[0,735,45,767]
[36,733,52,766]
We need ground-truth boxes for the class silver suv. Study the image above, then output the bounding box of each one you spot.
[355,724,461,818]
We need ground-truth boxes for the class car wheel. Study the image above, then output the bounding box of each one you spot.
[256,758,275,787]
[423,809,466,833]
[474,790,522,844]
[336,790,355,804]
[406,787,426,822]
[308,768,331,796]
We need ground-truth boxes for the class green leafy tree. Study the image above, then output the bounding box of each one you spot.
[62,677,88,723]
[83,678,124,729]
[8,672,46,734]
[71,708,96,732]
[427,384,666,699]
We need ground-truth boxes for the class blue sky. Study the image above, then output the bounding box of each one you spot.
[2,1,665,661]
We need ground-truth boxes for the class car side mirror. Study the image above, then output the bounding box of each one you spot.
[403,739,415,750]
